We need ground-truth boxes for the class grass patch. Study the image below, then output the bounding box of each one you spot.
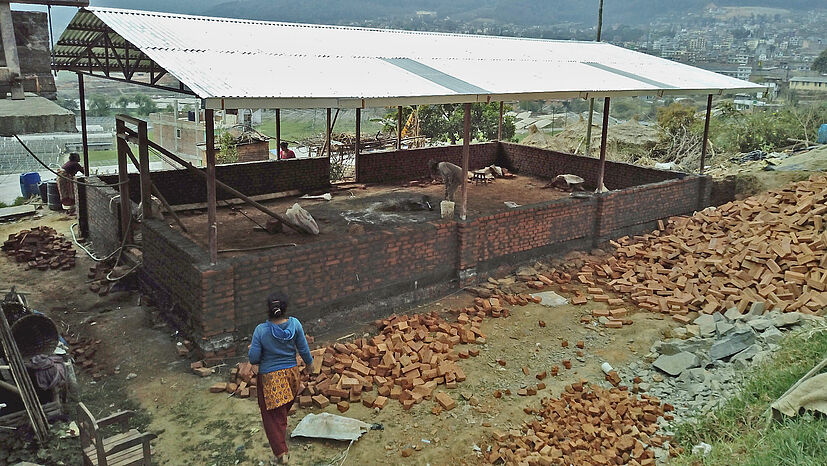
[0,196,28,208]
[672,325,827,466]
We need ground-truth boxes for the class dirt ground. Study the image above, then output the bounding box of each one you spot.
[0,208,679,465]
[172,175,569,252]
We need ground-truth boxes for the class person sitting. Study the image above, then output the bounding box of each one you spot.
[279,142,296,160]
[57,152,85,214]
[428,159,463,202]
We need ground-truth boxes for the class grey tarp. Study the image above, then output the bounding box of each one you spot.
[290,413,370,441]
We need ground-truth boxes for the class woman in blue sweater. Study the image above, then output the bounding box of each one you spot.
[249,292,313,465]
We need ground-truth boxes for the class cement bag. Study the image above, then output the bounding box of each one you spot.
[285,203,319,235]
[291,412,370,441]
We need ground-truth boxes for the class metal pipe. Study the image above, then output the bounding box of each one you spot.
[205,109,217,264]
[137,120,152,221]
[595,97,610,192]
[326,108,331,157]
[700,94,713,175]
[460,102,471,221]
[355,108,361,180]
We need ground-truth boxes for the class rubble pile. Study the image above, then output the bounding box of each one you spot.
[212,302,534,411]
[67,336,104,381]
[1,226,76,271]
[579,175,827,318]
[616,309,819,421]
[86,263,113,296]
[485,385,678,465]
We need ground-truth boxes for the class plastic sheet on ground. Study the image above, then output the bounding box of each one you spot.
[771,373,827,418]
[530,291,569,307]
[290,412,370,441]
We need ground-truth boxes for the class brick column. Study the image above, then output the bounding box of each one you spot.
[197,262,237,362]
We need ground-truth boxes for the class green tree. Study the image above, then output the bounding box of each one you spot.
[813,49,827,74]
[115,95,132,111]
[656,103,696,137]
[56,98,78,113]
[132,93,158,116]
[217,131,238,164]
[87,94,112,117]
[417,103,516,143]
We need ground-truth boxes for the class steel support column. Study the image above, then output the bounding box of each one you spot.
[78,73,90,170]
[397,106,403,150]
[205,109,217,264]
[355,108,361,180]
[460,102,471,221]
[700,94,713,175]
[596,97,610,193]
[497,101,503,141]
[275,109,281,159]
[115,119,132,243]
[326,108,332,157]
[137,120,151,220]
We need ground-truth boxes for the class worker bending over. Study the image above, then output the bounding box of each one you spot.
[428,159,463,202]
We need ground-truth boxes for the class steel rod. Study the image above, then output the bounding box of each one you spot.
[700,94,713,175]
[460,103,471,221]
[595,97,611,192]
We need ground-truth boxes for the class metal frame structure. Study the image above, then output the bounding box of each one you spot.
[54,7,754,263]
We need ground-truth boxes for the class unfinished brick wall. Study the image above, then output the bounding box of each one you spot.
[497,143,680,189]
[100,157,330,206]
[356,143,498,184]
[80,177,124,257]
[227,221,458,337]
[77,143,719,358]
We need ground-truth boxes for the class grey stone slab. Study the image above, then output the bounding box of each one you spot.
[653,351,700,376]
[709,329,755,360]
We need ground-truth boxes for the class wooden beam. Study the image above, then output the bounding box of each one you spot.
[115,119,132,243]
[498,101,503,141]
[275,109,281,159]
[700,94,713,175]
[78,73,89,171]
[205,109,218,264]
[397,106,403,150]
[595,97,610,193]
[460,102,471,221]
[120,142,188,233]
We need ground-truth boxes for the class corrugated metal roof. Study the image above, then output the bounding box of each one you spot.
[54,7,766,109]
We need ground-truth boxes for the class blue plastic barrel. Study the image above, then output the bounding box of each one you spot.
[818,124,827,144]
[19,172,41,198]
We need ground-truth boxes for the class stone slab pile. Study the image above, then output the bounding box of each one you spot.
[615,309,819,422]
[2,226,76,271]
[579,176,827,318]
[486,385,678,465]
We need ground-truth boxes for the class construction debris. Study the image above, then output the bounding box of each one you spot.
[2,226,76,271]
[485,384,677,465]
[579,175,827,318]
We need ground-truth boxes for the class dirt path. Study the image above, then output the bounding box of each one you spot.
[1,210,675,465]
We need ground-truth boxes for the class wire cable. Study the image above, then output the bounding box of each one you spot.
[13,135,128,187]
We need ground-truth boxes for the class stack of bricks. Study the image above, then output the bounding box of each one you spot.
[578,175,827,319]
[2,226,76,271]
[87,262,113,296]
[213,295,538,412]
[67,336,104,381]
[486,385,678,465]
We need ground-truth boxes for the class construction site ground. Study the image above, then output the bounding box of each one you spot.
[172,175,569,252]
[0,211,676,465]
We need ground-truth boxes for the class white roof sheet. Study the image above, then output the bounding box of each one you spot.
[54,7,766,109]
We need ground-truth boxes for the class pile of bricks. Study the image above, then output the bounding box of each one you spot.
[86,263,113,296]
[67,336,105,381]
[213,295,537,412]
[579,176,827,319]
[2,226,76,271]
[486,385,677,465]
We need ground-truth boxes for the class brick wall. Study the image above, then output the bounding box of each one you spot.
[226,221,458,337]
[498,143,680,189]
[81,176,124,257]
[356,143,498,183]
[236,140,271,163]
[597,177,707,239]
[100,157,330,205]
[83,143,716,358]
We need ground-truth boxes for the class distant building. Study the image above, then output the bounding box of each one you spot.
[789,76,827,92]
